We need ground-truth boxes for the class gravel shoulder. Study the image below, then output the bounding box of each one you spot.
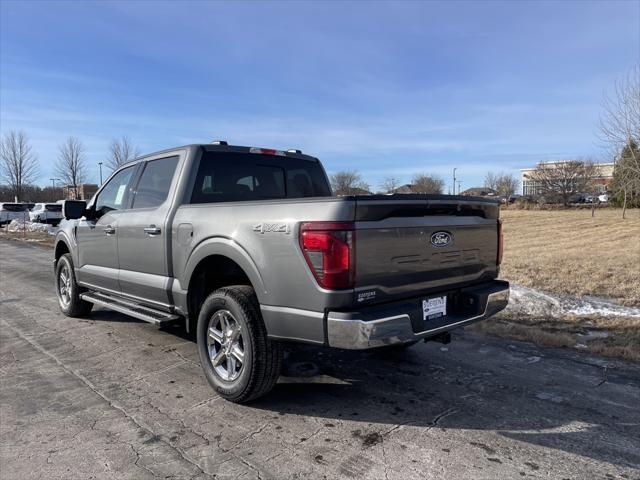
[1,240,639,479]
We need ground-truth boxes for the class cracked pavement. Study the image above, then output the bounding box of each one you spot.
[1,241,639,479]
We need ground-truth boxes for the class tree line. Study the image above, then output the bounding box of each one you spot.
[0,134,138,202]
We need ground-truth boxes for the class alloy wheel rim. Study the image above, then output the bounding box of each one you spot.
[58,264,71,306]
[207,309,245,382]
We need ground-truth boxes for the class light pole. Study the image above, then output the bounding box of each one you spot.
[452,168,457,195]
[98,162,103,185]
[50,178,61,201]
[457,180,462,195]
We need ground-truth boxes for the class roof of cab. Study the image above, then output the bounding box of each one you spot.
[120,143,319,169]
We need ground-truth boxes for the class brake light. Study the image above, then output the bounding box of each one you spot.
[249,147,286,156]
[497,219,504,266]
[300,222,356,289]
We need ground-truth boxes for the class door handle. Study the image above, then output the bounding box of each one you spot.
[144,225,161,235]
[103,225,116,235]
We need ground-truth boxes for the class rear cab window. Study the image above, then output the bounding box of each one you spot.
[1,203,28,212]
[190,152,331,204]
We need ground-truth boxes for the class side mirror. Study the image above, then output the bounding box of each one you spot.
[63,200,87,220]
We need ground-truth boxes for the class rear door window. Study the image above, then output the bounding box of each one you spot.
[132,156,179,209]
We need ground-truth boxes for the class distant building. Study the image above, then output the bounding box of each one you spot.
[63,183,99,201]
[521,162,615,196]
[460,187,497,197]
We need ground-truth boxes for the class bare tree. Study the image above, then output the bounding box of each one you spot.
[56,137,87,199]
[0,131,39,201]
[106,136,139,171]
[379,176,401,194]
[528,160,598,206]
[411,173,444,194]
[599,65,640,218]
[330,171,370,196]
[484,172,498,192]
[485,171,519,197]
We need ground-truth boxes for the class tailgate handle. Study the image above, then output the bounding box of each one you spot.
[144,225,161,235]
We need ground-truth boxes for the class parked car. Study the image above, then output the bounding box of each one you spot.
[568,192,592,204]
[598,193,609,203]
[29,203,63,225]
[0,203,29,225]
[54,143,509,402]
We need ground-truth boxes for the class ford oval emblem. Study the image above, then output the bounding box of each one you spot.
[430,231,452,248]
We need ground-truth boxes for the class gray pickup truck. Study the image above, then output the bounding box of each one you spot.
[54,142,509,402]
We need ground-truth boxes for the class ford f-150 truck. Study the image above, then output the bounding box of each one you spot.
[54,142,509,402]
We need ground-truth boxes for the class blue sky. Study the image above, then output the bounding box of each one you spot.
[1,1,638,192]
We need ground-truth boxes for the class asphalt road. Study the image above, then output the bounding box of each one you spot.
[1,240,639,480]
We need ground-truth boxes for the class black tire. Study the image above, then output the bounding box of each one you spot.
[197,285,282,403]
[55,254,92,317]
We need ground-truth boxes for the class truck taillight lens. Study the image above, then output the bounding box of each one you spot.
[300,222,355,290]
[497,219,504,266]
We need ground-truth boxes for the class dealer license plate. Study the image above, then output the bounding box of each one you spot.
[422,296,447,321]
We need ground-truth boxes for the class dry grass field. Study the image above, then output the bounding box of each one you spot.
[473,208,640,361]
[499,208,640,306]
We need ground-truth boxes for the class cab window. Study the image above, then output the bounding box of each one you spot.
[132,156,179,209]
[94,166,135,216]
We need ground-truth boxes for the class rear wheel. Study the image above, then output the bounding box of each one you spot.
[55,254,92,317]
[197,286,282,403]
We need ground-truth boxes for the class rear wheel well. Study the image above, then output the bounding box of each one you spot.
[187,255,253,333]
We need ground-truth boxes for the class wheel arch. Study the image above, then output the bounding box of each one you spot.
[54,238,71,266]
[182,238,266,333]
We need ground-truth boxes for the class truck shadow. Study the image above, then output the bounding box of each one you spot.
[90,312,639,470]
[253,339,640,470]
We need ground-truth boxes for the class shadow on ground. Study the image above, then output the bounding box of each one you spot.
[92,309,640,470]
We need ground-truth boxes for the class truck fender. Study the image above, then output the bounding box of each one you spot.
[181,237,267,303]
[54,231,77,267]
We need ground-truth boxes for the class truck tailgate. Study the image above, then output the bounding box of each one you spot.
[353,196,500,303]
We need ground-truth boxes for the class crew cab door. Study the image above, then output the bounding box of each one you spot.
[75,165,137,292]
[116,155,180,308]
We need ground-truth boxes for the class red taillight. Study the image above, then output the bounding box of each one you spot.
[300,222,355,290]
[249,147,286,156]
[497,219,504,266]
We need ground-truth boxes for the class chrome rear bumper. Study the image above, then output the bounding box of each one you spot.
[327,281,509,350]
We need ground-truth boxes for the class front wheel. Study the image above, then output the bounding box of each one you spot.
[197,286,282,403]
[55,254,92,317]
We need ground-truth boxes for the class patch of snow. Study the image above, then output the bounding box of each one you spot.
[576,330,609,341]
[6,220,58,235]
[506,284,640,319]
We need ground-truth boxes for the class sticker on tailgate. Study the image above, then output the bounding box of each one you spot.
[423,296,447,321]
